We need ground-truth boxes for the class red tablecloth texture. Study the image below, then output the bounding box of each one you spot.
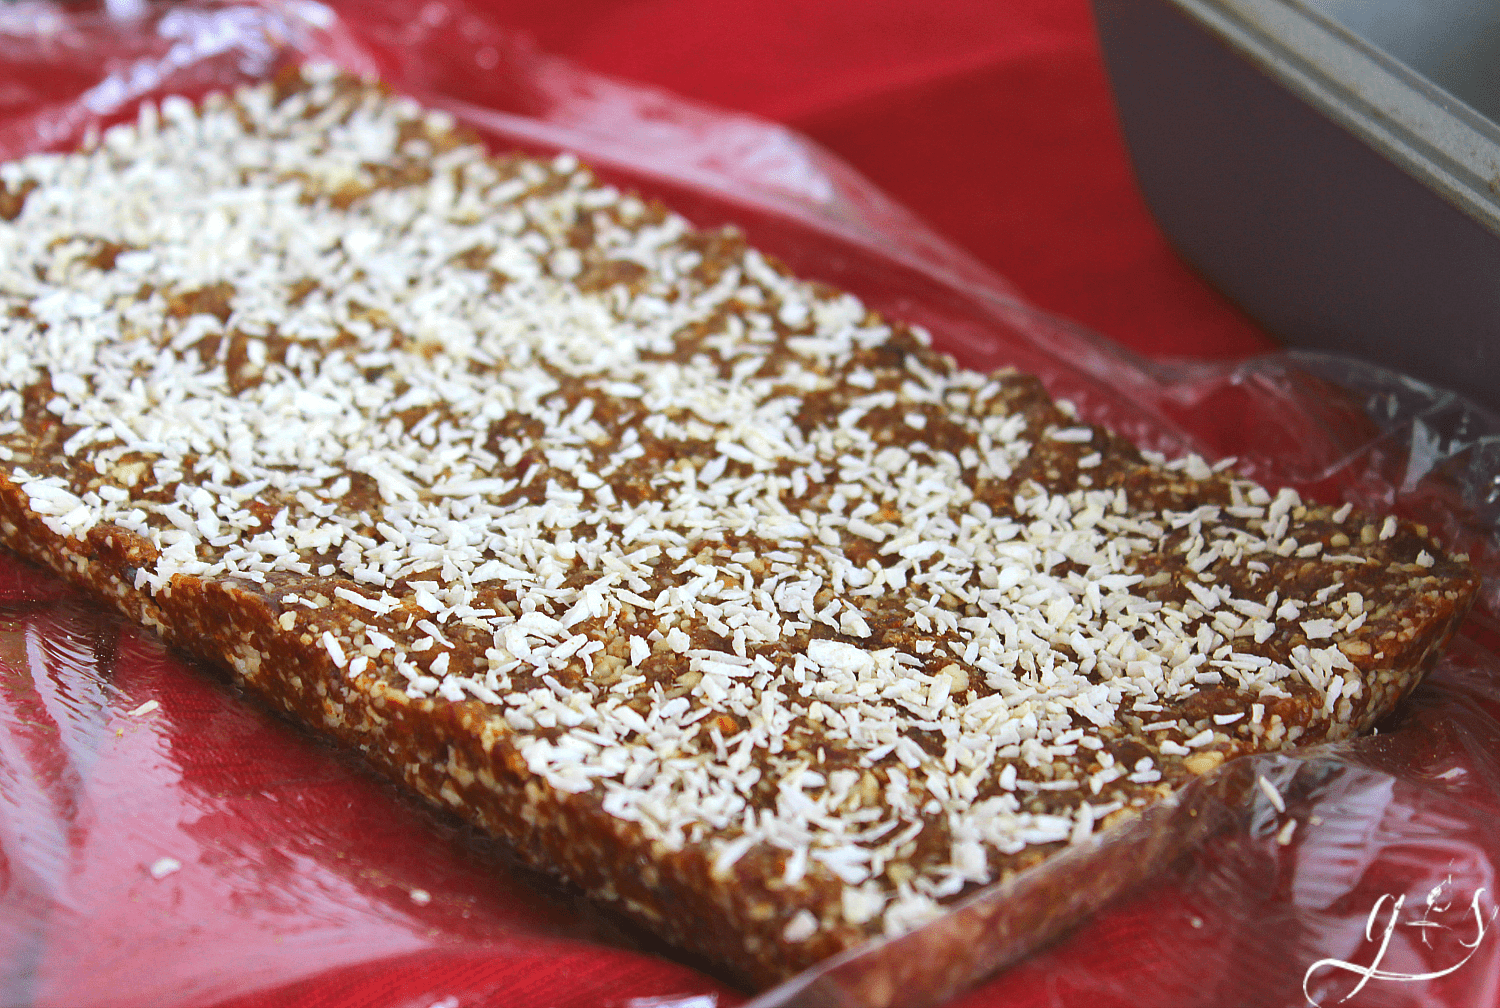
[3,4,1496,1008]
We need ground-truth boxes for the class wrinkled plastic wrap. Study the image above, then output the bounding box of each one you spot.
[1,4,1498,1007]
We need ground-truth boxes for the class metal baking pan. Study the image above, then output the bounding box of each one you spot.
[1091,0,1500,412]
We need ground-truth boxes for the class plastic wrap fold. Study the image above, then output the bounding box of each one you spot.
[0,4,1497,1007]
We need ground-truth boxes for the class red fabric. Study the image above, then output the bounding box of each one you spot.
[8,5,1493,1008]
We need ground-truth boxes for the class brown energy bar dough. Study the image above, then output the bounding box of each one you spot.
[0,65,1478,987]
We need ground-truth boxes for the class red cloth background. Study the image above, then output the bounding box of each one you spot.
[19,4,1475,1008]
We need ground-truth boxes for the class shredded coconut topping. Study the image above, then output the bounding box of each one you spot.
[0,67,1461,940]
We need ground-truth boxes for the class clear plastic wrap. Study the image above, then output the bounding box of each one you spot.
[0,4,1496,1007]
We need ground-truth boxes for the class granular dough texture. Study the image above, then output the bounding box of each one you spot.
[0,67,1478,986]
